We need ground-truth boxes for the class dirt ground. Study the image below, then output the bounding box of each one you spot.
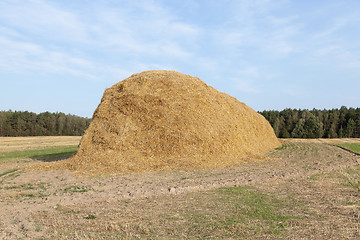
[0,137,359,239]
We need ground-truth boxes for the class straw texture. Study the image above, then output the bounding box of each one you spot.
[60,70,280,174]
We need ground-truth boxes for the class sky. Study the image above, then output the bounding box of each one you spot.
[1,0,359,118]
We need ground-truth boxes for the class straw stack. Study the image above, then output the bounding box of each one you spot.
[60,70,280,174]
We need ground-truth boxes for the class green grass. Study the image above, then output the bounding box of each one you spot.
[336,143,360,154]
[309,165,360,194]
[4,182,48,191]
[0,169,20,184]
[45,185,301,239]
[0,169,18,178]
[275,144,287,150]
[342,166,360,192]
[159,186,299,238]
[0,145,77,162]
[24,193,36,198]
[63,185,93,193]
[217,186,296,224]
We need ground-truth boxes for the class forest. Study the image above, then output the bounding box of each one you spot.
[0,107,359,138]
[0,110,91,136]
[259,106,360,138]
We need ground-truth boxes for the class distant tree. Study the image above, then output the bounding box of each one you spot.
[259,106,359,139]
[303,115,317,138]
[303,116,324,138]
[291,118,306,138]
[355,119,360,138]
[272,118,280,137]
[0,110,91,137]
[279,128,290,138]
[339,126,344,138]
[346,119,356,138]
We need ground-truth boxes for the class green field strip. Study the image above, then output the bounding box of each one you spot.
[336,143,360,154]
[0,145,77,160]
[334,143,360,155]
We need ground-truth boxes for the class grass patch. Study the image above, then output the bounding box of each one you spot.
[4,182,48,191]
[24,193,36,198]
[335,143,360,154]
[84,214,96,220]
[37,185,301,239]
[63,185,93,193]
[35,225,42,232]
[309,173,321,181]
[342,167,360,192]
[275,144,287,150]
[0,169,18,178]
[217,186,296,221]
[0,145,77,163]
[159,186,299,238]
[309,165,360,193]
[0,169,20,184]
[275,143,296,151]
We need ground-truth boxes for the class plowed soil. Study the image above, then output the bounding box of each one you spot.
[0,137,359,239]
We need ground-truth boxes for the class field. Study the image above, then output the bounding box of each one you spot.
[0,137,360,239]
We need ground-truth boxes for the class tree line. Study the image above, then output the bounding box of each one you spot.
[259,106,360,138]
[1,107,359,138]
[0,110,91,136]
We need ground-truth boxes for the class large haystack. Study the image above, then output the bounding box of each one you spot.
[62,70,280,174]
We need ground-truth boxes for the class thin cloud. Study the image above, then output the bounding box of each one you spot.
[0,0,359,116]
[314,44,360,70]
[0,35,98,79]
[0,0,87,43]
[0,0,199,79]
[231,67,263,94]
[235,78,260,93]
[212,0,299,58]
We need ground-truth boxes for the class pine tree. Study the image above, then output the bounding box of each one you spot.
[346,119,356,137]
[291,118,306,138]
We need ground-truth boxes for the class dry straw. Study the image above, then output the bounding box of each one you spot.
[53,70,280,174]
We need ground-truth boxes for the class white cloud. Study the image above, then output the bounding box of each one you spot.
[0,26,22,38]
[196,57,219,72]
[0,0,200,79]
[0,35,98,79]
[231,67,263,93]
[0,0,88,43]
[133,62,177,72]
[264,26,297,55]
[210,0,299,58]
[314,44,360,70]
[234,78,260,93]
[313,22,343,40]
[86,1,199,58]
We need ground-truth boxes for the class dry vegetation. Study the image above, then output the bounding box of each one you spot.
[54,70,279,175]
[0,136,359,239]
[0,136,81,152]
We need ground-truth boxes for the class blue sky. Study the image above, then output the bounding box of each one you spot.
[1,0,359,117]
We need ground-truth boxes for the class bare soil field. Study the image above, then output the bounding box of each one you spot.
[0,137,359,239]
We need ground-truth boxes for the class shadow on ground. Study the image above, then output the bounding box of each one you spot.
[30,151,76,162]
